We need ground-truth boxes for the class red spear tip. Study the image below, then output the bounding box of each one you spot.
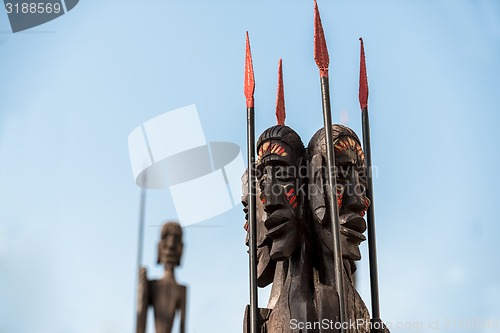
[245,31,255,108]
[276,58,286,125]
[313,0,330,78]
[359,37,369,111]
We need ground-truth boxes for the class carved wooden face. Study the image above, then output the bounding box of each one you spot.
[242,170,278,287]
[308,126,370,264]
[158,223,183,267]
[334,136,369,262]
[256,139,305,261]
[241,171,267,248]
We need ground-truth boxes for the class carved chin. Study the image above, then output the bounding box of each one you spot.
[339,212,367,262]
[162,252,180,266]
[263,210,300,261]
[342,243,362,261]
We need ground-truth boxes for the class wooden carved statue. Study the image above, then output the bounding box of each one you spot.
[243,124,375,333]
[242,28,389,331]
[137,222,186,333]
[242,2,391,332]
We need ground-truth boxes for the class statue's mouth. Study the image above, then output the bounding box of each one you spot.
[340,225,366,243]
[264,212,291,239]
[164,250,178,261]
[339,212,367,243]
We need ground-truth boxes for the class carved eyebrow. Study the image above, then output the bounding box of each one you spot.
[257,142,288,161]
[334,137,365,164]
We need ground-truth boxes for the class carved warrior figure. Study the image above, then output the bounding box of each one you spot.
[137,222,186,333]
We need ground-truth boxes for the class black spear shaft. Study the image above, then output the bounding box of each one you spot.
[247,105,258,333]
[362,109,381,321]
[359,37,383,332]
[320,75,347,330]
[245,31,258,333]
[314,1,347,330]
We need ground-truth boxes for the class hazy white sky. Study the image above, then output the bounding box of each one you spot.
[1,1,499,332]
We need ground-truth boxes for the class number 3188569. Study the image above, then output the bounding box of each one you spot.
[5,2,62,14]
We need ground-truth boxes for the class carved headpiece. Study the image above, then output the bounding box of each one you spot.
[308,124,364,164]
[256,125,305,165]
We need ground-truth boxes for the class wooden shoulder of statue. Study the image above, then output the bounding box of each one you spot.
[136,221,187,333]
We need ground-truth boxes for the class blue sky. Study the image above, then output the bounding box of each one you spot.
[1,0,499,332]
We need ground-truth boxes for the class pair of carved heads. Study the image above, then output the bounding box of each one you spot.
[252,124,369,262]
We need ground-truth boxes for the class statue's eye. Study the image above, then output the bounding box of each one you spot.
[356,166,368,185]
[258,177,266,190]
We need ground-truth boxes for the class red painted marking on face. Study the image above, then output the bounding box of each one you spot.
[337,193,343,208]
[359,197,370,217]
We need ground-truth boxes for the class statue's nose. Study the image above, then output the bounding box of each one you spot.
[262,185,282,212]
[261,175,285,214]
[345,170,367,211]
[165,235,177,249]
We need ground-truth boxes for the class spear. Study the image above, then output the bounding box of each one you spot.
[244,31,259,333]
[359,38,383,331]
[313,1,347,329]
[276,58,285,125]
[134,180,147,331]
[136,187,147,273]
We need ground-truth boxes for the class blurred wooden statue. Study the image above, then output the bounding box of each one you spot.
[137,222,186,333]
